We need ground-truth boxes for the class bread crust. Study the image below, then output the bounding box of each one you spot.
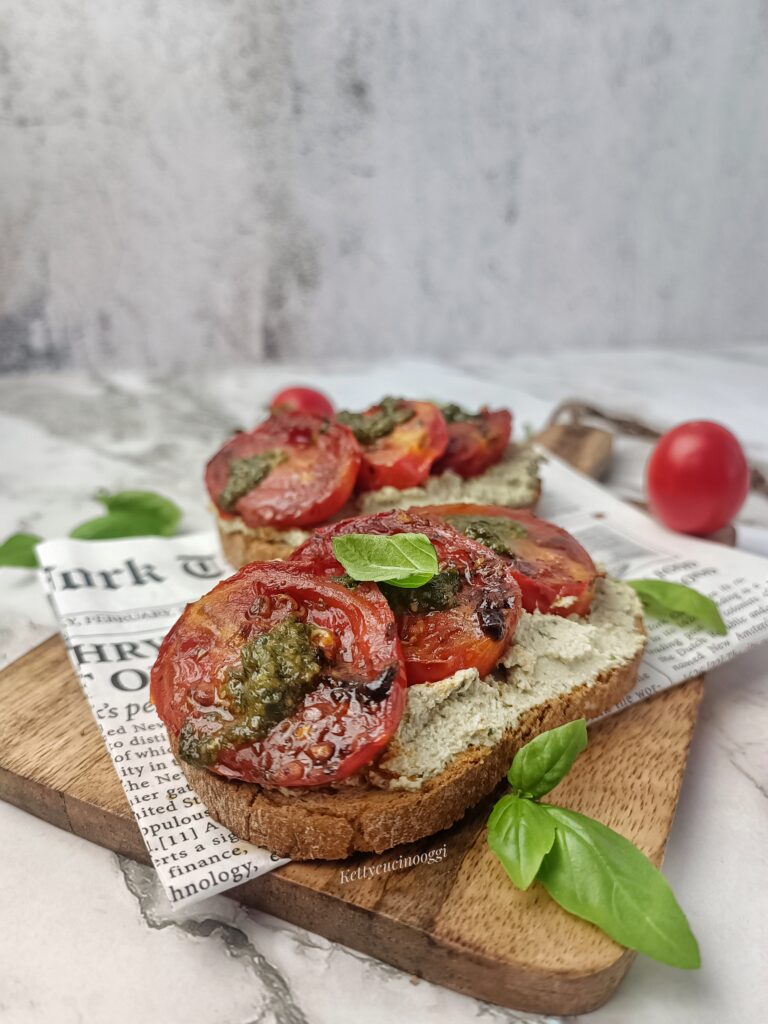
[218,525,298,567]
[176,621,644,860]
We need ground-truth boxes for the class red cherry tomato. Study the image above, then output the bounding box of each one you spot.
[150,563,407,788]
[432,408,512,479]
[270,386,335,419]
[206,412,361,529]
[646,421,750,535]
[290,509,522,685]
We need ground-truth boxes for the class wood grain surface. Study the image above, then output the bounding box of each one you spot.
[0,426,707,1014]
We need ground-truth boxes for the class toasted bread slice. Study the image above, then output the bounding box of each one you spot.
[216,444,542,569]
[217,524,302,568]
[174,581,645,860]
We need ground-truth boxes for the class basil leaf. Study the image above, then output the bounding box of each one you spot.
[487,794,556,890]
[627,579,726,635]
[0,532,42,568]
[95,491,181,533]
[537,806,700,969]
[70,512,167,540]
[331,533,439,589]
[508,719,588,798]
[70,490,182,540]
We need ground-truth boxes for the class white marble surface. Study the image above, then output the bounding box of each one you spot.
[2,2,768,372]
[1,352,768,1023]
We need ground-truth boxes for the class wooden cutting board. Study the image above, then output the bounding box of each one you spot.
[0,426,705,1015]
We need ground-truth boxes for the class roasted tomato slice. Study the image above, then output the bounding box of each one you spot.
[205,411,361,529]
[290,509,521,685]
[337,398,448,493]
[150,563,406,787]
[415,504,598,617]
[432,406,512,479]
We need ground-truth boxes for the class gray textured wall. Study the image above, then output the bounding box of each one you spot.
[1,1,767,374]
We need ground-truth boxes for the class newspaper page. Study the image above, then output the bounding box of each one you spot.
[36,534,289,906]
[37,453,768,906]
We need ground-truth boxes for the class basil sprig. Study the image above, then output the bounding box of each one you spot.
[331,533,439,589]
[627,579,726,635]
[0,490,183,567]
[487,720,700,969]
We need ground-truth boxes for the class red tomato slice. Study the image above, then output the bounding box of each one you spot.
[415,504,599,617]
[206,412,361,529]
[338,399,448,493]
[290,509,522,685]
[150,563,407,787]
[432,408,512,479]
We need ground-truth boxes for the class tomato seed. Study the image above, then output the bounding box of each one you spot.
[309,742,334,762]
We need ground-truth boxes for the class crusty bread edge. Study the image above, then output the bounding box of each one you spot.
[217,526,298,567]
[176,617,644,860]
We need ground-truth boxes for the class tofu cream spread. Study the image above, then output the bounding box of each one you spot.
[367,577,644,791]
[359,445,541,514]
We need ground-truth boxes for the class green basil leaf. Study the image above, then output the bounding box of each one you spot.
[70,511,169,540]
[487,794,556,890]
[508,719,588,798]
[537,806,700,969]
[70,490,182,540]
[94,490,181,534]
[627,579,726,635]
[0,532,42,568]
[331,533,439,589]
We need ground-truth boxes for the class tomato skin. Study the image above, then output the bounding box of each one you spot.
[355,401,449,493]
[206,412,361,529]
[432,409,512,479]
[270,386,335,419]
[150,563,407,788]
[646,421,750,535]
[415,504,598,617]
[290,509,522,684]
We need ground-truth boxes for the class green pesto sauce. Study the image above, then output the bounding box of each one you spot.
[219,449,286,511]
[381,567,462,615]
[337,396,414,445]
[445,514,527,557]
[439,402,476,424]
[335,566,460,613]
[332,572,361,589]
[178,615,322,768]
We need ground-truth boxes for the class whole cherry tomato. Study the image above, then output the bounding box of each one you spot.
[270,386,335,419]
[646,420,750,535]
